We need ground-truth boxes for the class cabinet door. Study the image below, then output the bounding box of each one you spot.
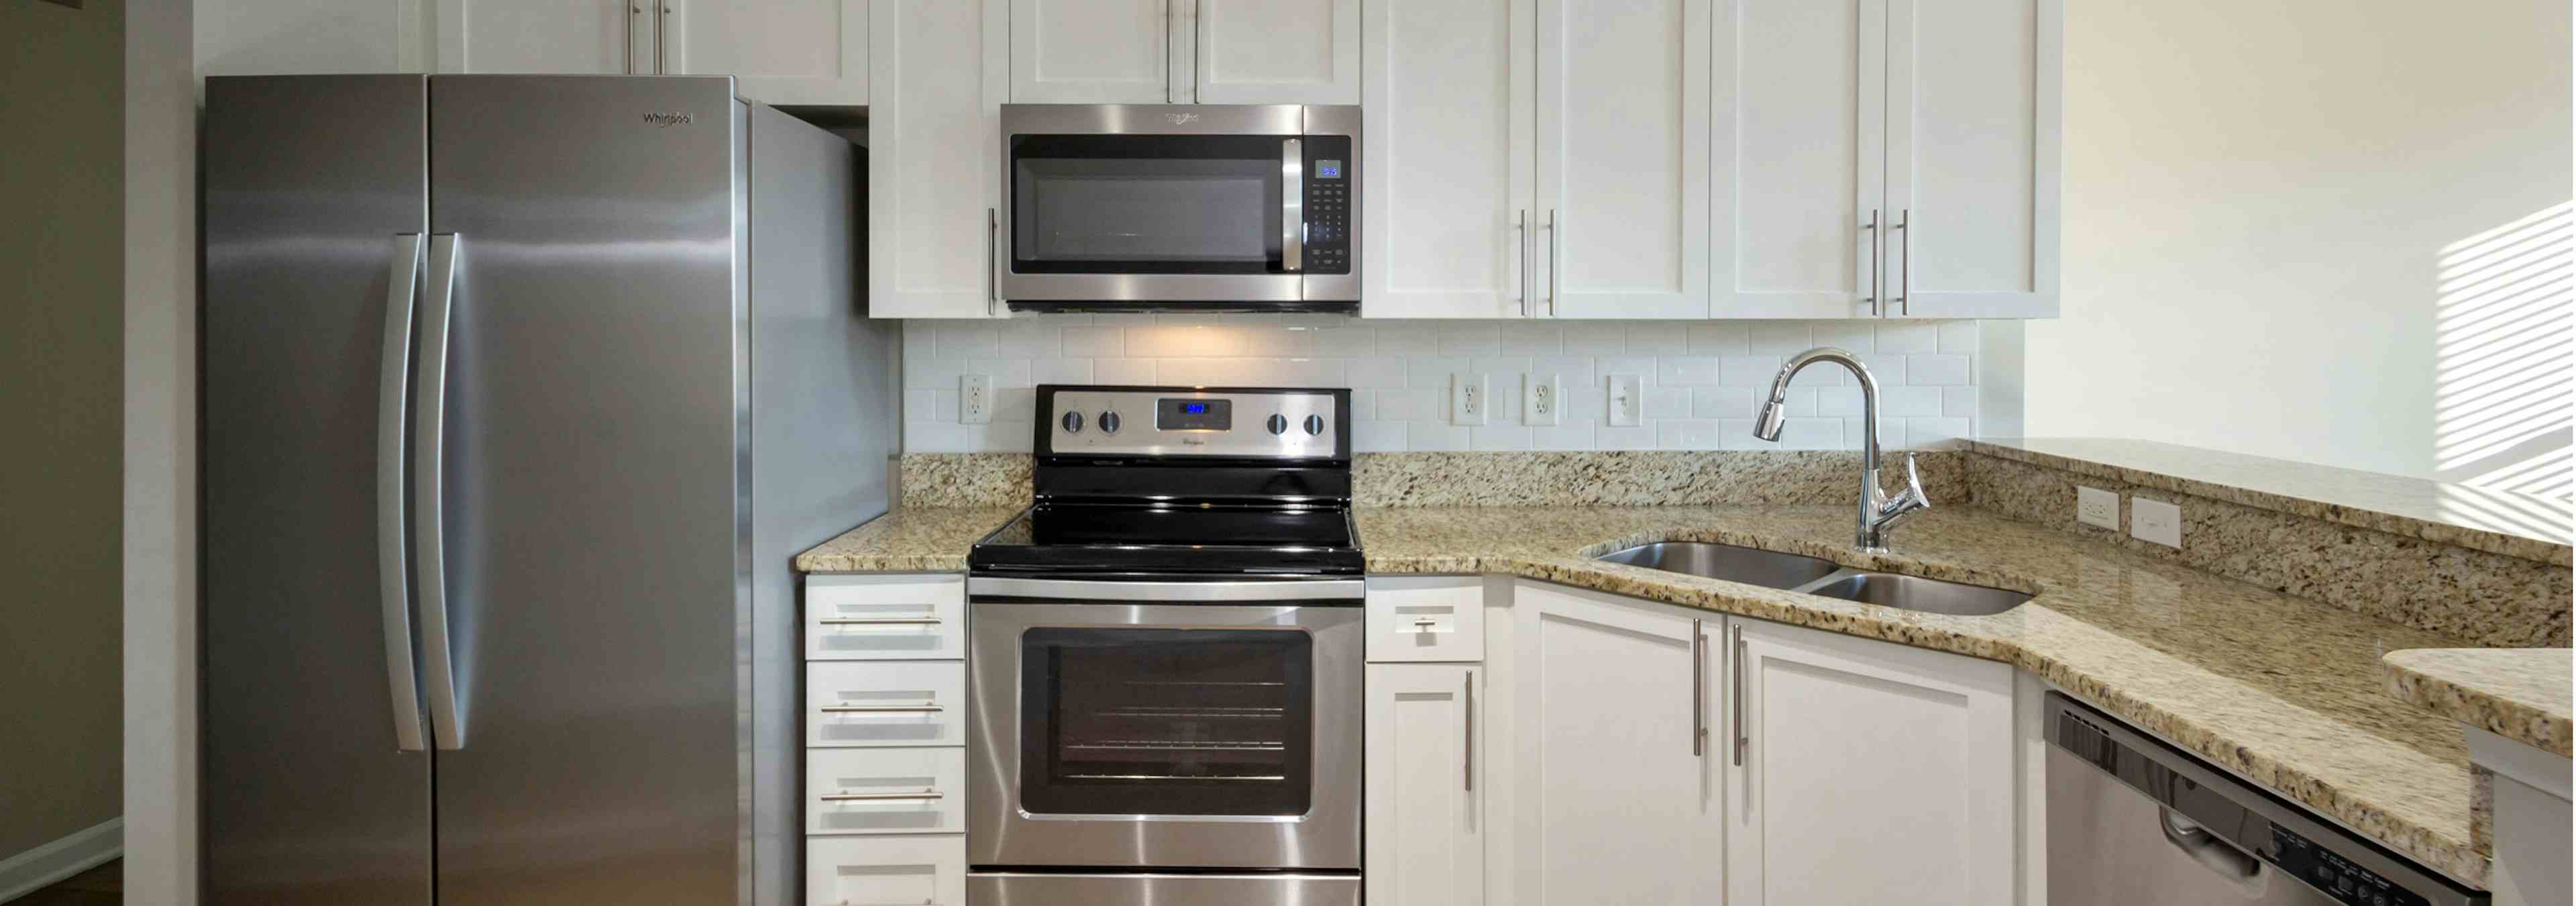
[1010,0,1172,103]
[197,0,430,77]
[1365,664,1485,906]
[1512,582,1723,904]
[1191,0,1362,105]
[1881,0,2059,318]
[1360,0,1535,319]
[1533,0,1712,319]
[1710,0,1882,319]
[1725,617,2015,905]
[868,0,1008,318]
[666,0,869,105]
[435,0,645,74]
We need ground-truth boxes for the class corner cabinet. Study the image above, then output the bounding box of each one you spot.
[1725,617,2017,905]
[867,0,1010,319]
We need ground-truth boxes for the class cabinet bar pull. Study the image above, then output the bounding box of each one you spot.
[1863,208,1881,315]
[1691,620,1706,757]
[820,616,942,625]
[1163,0,1176,103]
[1545,209,1560,317]
[654,4,669,74]
[1891,209,1911,316]
[987,207,1000,315]
[818,790,944,802]
[819,704,945,713]
[1730,623,1748,766]
[1514,209,1530,316]
[1464,670,1475,791]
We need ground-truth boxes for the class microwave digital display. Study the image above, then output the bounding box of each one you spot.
[1316,160,1343,179]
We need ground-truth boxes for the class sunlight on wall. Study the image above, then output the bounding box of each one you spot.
[2431,202,2573,536]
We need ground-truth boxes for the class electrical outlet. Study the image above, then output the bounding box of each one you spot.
[2076,486,2119,530]
[1451,373,1488,425]
[959,374,993,425]
[1607,374,1644,427]
[2132,497,2182,548]
[1524,373,1561,426]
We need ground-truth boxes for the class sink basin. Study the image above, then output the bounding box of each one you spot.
[1795,572,2030,616]
[1593,542,1842,590]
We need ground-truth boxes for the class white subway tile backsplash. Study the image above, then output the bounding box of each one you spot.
[902,318,1982,452]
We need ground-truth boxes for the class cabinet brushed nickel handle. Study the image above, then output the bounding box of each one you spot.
[1411,617,1438,629]
[1463,670,1475,791]
[1691,620,1706,757]
[987,207,1000,315]
[1514,209,1530,316]
[1731,623,1748,766]
[820,616,942,625]
[818,704,945,713]
[626,5,641,74]
[1891,208,1911,316]
[1163,0,1177,103]
[1546,209,1560,317]
[1863,208,1881,315]
[818,790,944,802]
[654,4,669,74]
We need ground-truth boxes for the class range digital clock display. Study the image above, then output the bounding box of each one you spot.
[1157,398,1232,431]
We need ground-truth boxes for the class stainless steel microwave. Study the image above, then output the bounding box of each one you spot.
[998,104,1359,314]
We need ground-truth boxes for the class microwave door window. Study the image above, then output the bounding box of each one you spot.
[1011,136,1287,275]
[1018,627,1315,817]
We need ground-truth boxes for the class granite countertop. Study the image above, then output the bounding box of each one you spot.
[796,502,2498,885]
[2385,648,2573,758]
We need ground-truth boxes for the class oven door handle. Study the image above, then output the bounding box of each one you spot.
[969,576,1364,603]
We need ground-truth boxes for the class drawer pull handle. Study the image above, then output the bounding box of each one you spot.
[1411,618,1438,630]
[818,790,945,802]
[818,704,945,713]
[819,617,943,625]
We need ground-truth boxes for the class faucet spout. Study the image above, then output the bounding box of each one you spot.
[1753,346,1931,552]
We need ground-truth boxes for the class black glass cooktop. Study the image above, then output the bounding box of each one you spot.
[969,503,1363,576]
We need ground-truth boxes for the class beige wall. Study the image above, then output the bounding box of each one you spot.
[2033,0,2572,484]
[1,0,127,860]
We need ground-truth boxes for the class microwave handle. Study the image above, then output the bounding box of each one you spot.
[1281,138,1303,272]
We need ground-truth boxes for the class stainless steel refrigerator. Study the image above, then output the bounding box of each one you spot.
[202,74,894,906]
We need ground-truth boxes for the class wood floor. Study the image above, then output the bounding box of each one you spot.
[13,859,118,906]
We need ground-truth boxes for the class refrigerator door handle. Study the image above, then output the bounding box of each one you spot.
[415,233,467,750]
[377,233,428,752]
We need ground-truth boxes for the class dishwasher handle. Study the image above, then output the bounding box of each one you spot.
[2157,807,2261,882]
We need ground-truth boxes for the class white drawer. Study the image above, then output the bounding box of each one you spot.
[806,747,966,836]
[804,834,963,906]
[1365,576,1486,662]
[806,661,967,748]
[805,574,967,661]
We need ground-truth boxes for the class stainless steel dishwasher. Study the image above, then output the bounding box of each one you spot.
[2045,694,2485,906]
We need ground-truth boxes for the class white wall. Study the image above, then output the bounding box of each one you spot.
[902,316,1988,454]
[2035,0,2572,487]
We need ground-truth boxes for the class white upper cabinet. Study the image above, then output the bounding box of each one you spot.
[1511,581,1725,904]
[665,0,871,105]
[435,0,647,74]
[1881,0,2059,318]
[1010,0,1171,103]
[1710,0,1883,319]
[1360,0,1534,319]
[195,0,430,77]
[1724,617,2016,905]
[1192,0,1363,105]
[868,0,1009,318]
[1532,0,1713,319]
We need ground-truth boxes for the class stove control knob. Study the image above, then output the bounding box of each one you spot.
[1060,411,1084,434]
[1304,414,1326,436]
[1267,413,1289,435]
[1098,411,1121,434]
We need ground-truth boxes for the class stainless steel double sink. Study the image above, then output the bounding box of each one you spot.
[1593,541,2031,616]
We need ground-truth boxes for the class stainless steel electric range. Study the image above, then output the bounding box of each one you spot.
[964,385,1362,906]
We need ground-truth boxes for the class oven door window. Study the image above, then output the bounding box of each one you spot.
[1010,135,1287,274]
[1019,626,1313,817]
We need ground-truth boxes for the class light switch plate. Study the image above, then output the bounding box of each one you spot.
[2076,486,2119,530]
[2132,497,2182,548]
[1451,373,1488,425]
[1523,373,1562,426]
[1607,374,1644,427]
[959,374,994,424]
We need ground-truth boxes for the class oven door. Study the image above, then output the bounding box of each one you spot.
[966,576,1363,870]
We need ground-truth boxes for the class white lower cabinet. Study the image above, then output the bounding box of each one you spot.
[806,746,967,836]
[1364,662,1485,906]
[1724,617,2017,905]
[805,835,965,906]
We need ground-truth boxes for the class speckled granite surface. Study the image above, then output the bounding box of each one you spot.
[2385,648,2573,757]
[797,501,2496,885]
[1968,452,2572,648]
[895,454,1030,507]
[1353,450,1968,507]
[1968,438,2573,566]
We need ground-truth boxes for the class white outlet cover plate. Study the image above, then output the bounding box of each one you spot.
[2132,497,2182,548]
[2076,486,2118,530]
[1451,373,1487,425]
[959,373,994,425]
[1523,373,1561,426]
[1607,374,1644,427]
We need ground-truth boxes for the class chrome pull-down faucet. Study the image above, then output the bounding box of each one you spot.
[1754,347,1930,552]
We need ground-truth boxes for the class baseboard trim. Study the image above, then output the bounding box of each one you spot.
[0,819,121,903]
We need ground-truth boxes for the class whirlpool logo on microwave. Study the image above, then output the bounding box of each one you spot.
[642,111,695,127]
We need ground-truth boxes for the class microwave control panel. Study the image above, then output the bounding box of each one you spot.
[1302,136,1353,274]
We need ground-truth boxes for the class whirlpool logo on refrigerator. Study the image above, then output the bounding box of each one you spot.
[642,111,695,127]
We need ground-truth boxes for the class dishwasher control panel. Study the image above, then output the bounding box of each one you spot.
[2268,827,2429,906]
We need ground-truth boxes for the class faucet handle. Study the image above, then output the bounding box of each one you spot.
[1878,452,1932,523]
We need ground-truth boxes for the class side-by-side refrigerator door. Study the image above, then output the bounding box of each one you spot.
[203,74,435,906]
[423,75,747,906]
